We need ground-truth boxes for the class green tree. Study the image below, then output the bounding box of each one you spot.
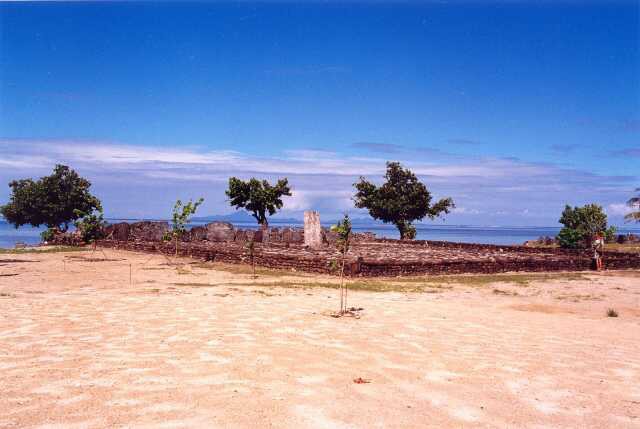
[330,214,352,314]
[557,204,616,249]
[353,161,454,240]
[168,198,204,256]
[74,208,107,245]
[625,188,640,223]
[0,165,101,235]
[225,177,291,228]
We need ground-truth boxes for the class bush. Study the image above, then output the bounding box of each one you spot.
[604,226,617,243]
[557,227,582,249]
[557,204,612,249]
[40,228,57,243]
[74,208,107,244]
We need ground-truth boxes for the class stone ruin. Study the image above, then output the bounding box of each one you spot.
[304,211,322,249]
[102,218,369,247]
[52,213,640,277]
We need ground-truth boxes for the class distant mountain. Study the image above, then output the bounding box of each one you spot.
[191,211,300,224]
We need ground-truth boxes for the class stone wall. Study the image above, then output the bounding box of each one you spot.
[94,237,640,278]
[103,221,368,246]
[67,220,640,277]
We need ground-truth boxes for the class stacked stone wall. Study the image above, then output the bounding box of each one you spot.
[94,235,640,277]
[51,220,640,277]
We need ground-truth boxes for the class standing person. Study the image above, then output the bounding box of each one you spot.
[593,231,605,271]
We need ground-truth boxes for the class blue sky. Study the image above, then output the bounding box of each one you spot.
[1,1,638,226]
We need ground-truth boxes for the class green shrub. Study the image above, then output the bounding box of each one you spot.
[40,228,56,243]
[74,208,107,244]
[557,204,612,249]
[557,227,582,249]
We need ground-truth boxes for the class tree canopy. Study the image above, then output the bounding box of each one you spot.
[557,204,616,249]
[353,161,454,239]
[625,188,640,223]
[225,177,291,227]
[0,164,101,232]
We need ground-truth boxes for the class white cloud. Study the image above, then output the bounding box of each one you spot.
[0,139,637,223]
[607,203,633,216]
[453,207,482,215]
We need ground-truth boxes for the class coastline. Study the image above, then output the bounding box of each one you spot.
[3,219,640,249]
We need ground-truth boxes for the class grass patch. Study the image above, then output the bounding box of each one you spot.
[171,271,590,294]
[388,272,589,287]
[0,246,88,254]
[555,293,602,302]
[191,262,308,278]
[527,242,640,254]
[175,266,205,276]
[64,256,123,262]
[600,243,640,254]
[172,282,215,287]
[606,308,619,317]
[493,288,519,296]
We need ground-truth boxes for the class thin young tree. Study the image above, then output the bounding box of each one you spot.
[169,198,204,257]
[331,214,352,314]
[74,207,108,257]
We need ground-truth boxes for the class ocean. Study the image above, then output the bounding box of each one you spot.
[1,219,639,249]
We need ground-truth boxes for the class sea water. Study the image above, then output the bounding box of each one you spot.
[3,218,639,249]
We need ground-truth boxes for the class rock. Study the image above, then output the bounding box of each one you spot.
[252,229,264,243]
[129,221,169,241]
[188,225,207,242]
[290,228,304,243]
[322,227,338,245]
[234,229,247,243]
[269,228,282,242]
[205,222,235,242]
[353,232,376,242]
[105,222,131,241]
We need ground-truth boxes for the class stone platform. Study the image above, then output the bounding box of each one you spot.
[85,221,640,276]
[45,220,640,276]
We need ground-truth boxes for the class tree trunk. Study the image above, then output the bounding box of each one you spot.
[396,222,406,240]
[175,235,179,257]
[339,252,346,314]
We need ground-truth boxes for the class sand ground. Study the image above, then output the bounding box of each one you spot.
[1,248,639,428]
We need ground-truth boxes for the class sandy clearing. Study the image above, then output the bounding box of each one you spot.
[0,249,639,428]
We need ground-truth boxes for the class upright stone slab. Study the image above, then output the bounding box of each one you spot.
[188,225,207,242]
[105,222,130,241]
[129,221,169,241]
[205,222,235,242]
[304,210,323,249]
